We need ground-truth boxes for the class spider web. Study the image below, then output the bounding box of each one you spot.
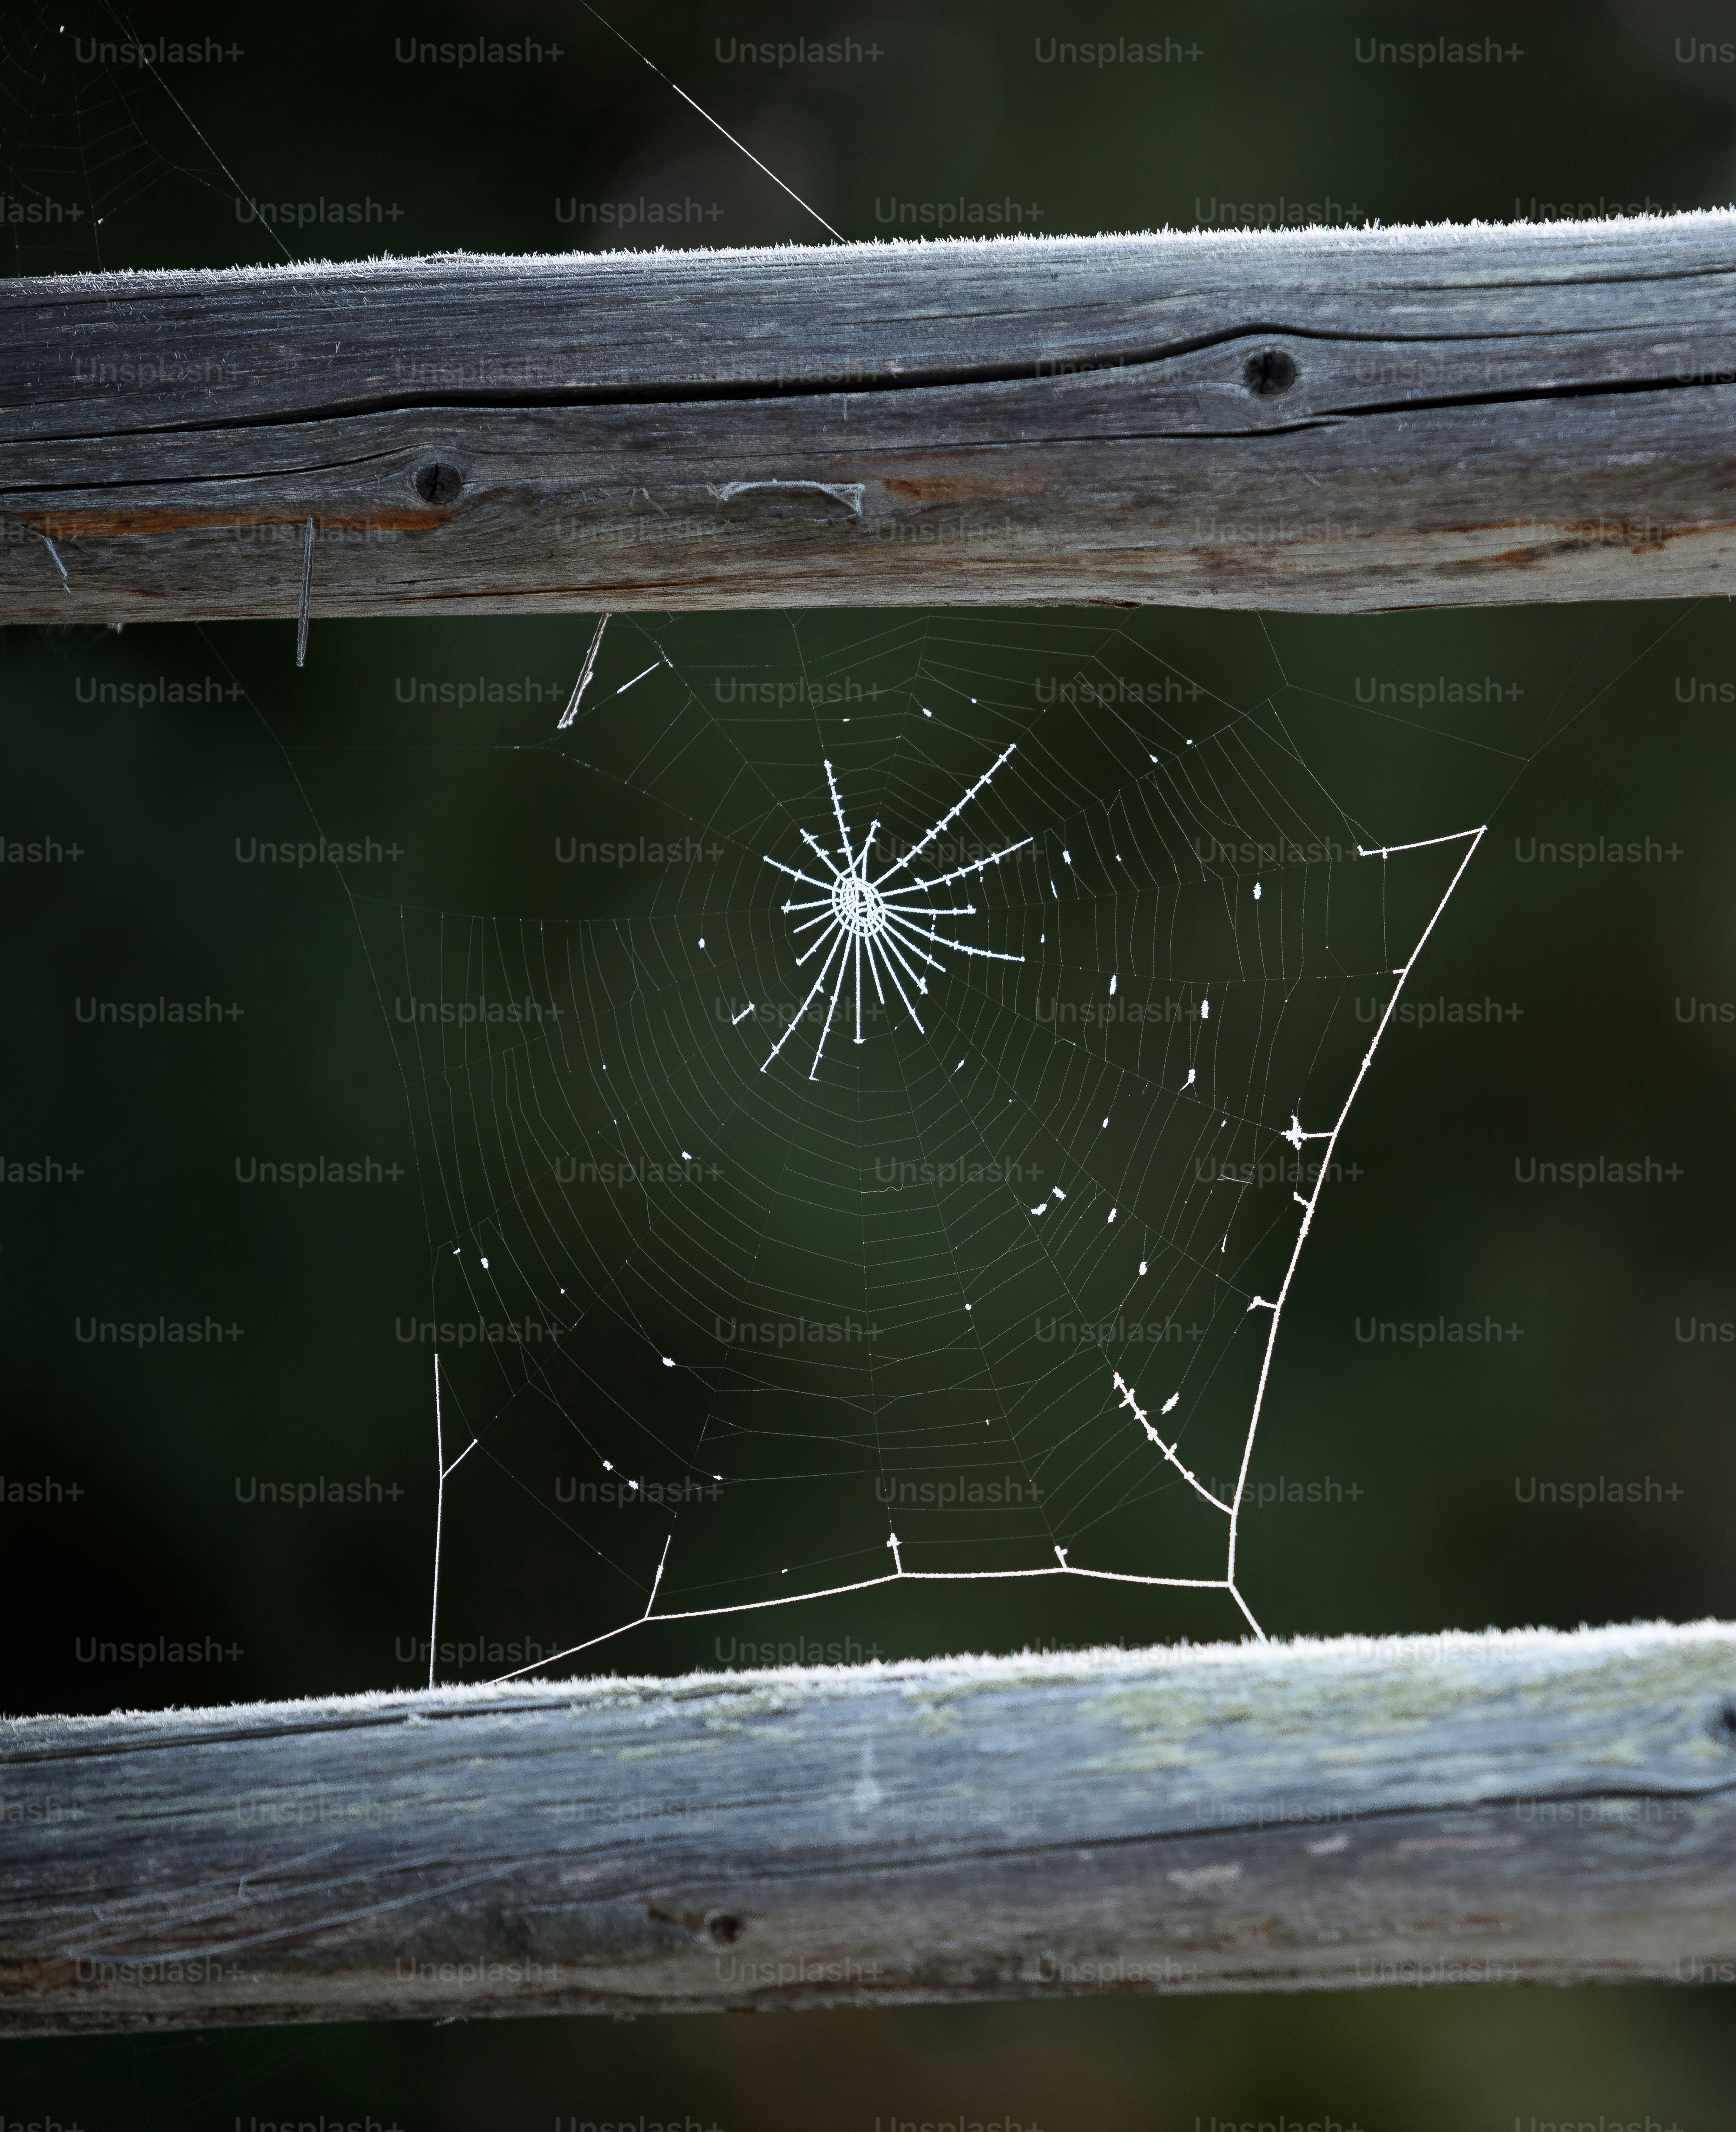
[349,610,1484,1678]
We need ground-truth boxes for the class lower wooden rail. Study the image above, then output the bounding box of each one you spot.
[3,1622,1735,2035]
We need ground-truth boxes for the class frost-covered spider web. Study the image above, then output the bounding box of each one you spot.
[760,745,1032,1077]
[353,609,1485,1678]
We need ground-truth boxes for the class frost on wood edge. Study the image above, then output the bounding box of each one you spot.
[8,1618,1735,1736]
[12,207,1736,298]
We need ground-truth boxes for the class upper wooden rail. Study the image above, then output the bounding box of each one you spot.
[4,1622,1736,2036]
[5,212,1736,625]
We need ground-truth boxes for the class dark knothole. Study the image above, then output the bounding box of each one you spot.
[413,461,464,504]
[1244,347,1298,396]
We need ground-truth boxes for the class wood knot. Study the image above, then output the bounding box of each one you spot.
[1710,1696,1736,1748]
[412,461,464,504]
[1244,348,1298,397]
[704,1910,744,1946]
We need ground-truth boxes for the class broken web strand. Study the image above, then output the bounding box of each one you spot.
[557,614,611,730]
[426,1355,478,1688]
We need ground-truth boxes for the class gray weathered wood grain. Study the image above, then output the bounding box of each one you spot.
[3,1622,1736,2035]
[6,214,1736,623]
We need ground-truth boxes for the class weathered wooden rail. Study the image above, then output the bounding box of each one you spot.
[6,212,1736,623]
[4,1622,1735,2035]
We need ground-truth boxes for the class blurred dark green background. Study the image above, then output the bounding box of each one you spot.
[5,0,1736,2124]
